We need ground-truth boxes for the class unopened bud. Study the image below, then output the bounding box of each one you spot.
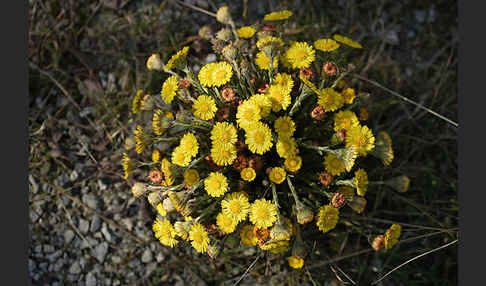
[347,196,367,214]
[216,6,232,24]
[147,191,164,206]
[131,182,147,198]
[146,54,163,71]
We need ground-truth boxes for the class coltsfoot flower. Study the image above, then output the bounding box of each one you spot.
[192,95,217,120]
[316,205,339,233]
[250,199,278,228]
[222,192,250,222]
[204,172,229,197]
[189,222,210,253]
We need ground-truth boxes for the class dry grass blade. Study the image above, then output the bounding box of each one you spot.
[175,0,216,17]
[352,73,458,128]
[232,253,262,286]
[371,239,458,285]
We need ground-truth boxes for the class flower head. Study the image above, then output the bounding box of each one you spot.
[334,110,359,132]
[216,212,237,234]
[198,62,233,87]
[184,169,200,186]
[255,51,279,70]
[316,205,339,233]
[370,131,394,166]
[152,109,171,136]
[250,199,278,228]
[256,36,284,50]
[241,167,256,182]
[210,144,237,166]
[274,116,296,137]
[236,100,261,130]
[341,88,356,104]
[134,125,148,154]
[324,153,346,176]
[165,46,189,70]
[204,172,229,197]
[171,146,191,167]
[317,88,344,112]
[345,125,375,156]
[180,132,199,158]
[248,93,272,117]
[284,156,302,173]
[192,95,217,120]
[161,75,179,104]
[288,256,304,269]
[146,54,163,71]
[153,218,178,247]
[211,122,238,146]
[189,222,210,253]
[269,167,286,184]
[333,34,363,49]
[314,38,340,52]
[276,136,297,159]
[121,152,133,179]
[266,84,291,112]
[384,224,401,250]
[264,10,292,21]
[222,192,250,222]
[237,26,256,39]
[132,90,144,114]
[354,168,369,196]
[245,122,273,155]
[240,225,258,246]
[284,42,315,69]
[273,73,294,94]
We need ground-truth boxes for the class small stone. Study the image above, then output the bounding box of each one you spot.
[101,223,113,242]
[111,256,122,264]
[155,252,165,263]
[69,261,82,274]
[34,245,43,253]
[70,170,79,181]
[141,249,153,263]
[86,272,97,286]
[80,237,98,249]
[97,179,107,191]
[121,218,133,231]
[94,242,108,262]
[47,250,62,262]
[90,215,101,232]
[79,218,90,234]
[83,194,99,210]
[29,175,39,194]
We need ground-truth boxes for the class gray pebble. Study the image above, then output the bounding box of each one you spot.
[47,250,62,262]
[101,223,113,242]
[90,215,101,232]
[86,272,97,286]
[83,194,99,210]
[79,218,90,234]
[111,255,122,264]
[70,170,79,181]
[97,179,107,191]
[155,252,165,263]
[95,242,108,263]
[29,175,39,194]
[141,249,153,263]
[69,261,82,274]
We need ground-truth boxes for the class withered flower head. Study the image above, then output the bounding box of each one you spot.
[149,170,163,184]
[221,87,235,102]
[331,193,346,208]
[319,171,333,186]
[311,106,325,120]
[232,154,249,172]
[299,68,313,80]
[322,61,338,76]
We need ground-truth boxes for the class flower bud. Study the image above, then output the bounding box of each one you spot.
[216,28,232,41]
[295,203,314,224]
[146,54,163,71]
[162,197,175,213]
[216,6,232,24]
[141,95,154,111]
[198,25,213,40]
[174,221,192,240]
[124,136,135,151]
[222,44,238,61]
[147,191,164,206]
[206,243,221,259]
[131,182,147,198]
[384,176,410,193]
[270,217,292,241]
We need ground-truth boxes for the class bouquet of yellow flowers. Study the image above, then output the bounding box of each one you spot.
[122,6,410,270]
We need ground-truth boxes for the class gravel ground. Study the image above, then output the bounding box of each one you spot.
[28,0,457,285]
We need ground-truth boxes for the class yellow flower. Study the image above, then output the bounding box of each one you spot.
[316,205,339,233]
[165,46,189,70]
[152,149,161,163]
[236,100,261,130]
[314,38,340,52]
[333,34,363,49]
[264,10,292,21]
[274,116,296,137]
[250,199,278,228]
[288,256,304,269]
[269,167,286,184]
[240,225,258,246]
[210,144,237,166]
[237,26,256,39]
[171,146,191,167]
[184,169,200,186]
[276,136,297,159]
[216,212,237,234]
[284,156,302,173]
[273,73,294,94]
[152,109,170,136]
[156,203,167,217]
[189,222,210,253]
[222,192,251,222]
[299,75,321,96]
[259,239,289,252]
[370,131,394,166]
[146,54,163,71]
[248,93,272,117]
[345,125,375,156]
[179,132,199,158]
[161,158,174,186]
[256,36,284,50]
[211,122,238,146]
[324,153,346,176]
[192,95,217,120]
[317,88,344,112]
[204,172,229,197]
[384,224,401,250]
[245,122,273,155]
[354,168,369,196]
[255,51,278,70]
[240,167,256,182]
[284,42,315,69]
[121,152,133,179]
[174,221,191,240]
[198,61,233,87]
[161,75,179,104]
[266,84,291,112]
[333,110,359,132]
[341,88,356,104]
[132,90,144,114]
[337,186,355,198]
[134,125,148,154]
[153,218,178,247]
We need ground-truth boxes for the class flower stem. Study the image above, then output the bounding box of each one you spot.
[289,86,313,116]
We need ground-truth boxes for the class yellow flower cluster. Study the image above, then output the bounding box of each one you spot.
[171,132,199,167]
